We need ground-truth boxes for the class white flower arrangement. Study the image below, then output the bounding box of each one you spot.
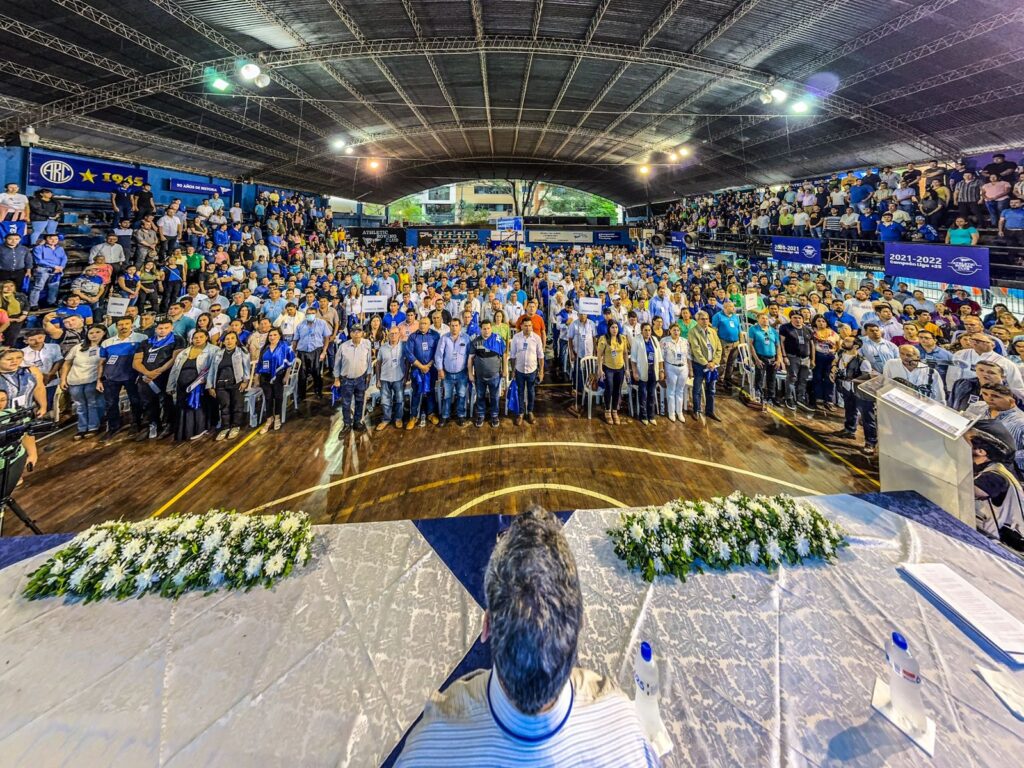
[608,492,847,582]
[23,510,315,603]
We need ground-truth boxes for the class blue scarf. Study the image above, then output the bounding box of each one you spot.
[411,367,432,396]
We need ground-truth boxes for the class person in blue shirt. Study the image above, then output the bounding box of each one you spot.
[848,178,875,210]
[435,317,471,427]
[747,311,782,407]
[293,304,332,399]
[912,215,940,242]
[404,315,441,428]
[857,208,880,240]
[29,232,67,308]
[876,212,905,243]
[98,317,148,439]
[823,299,860,333]
[261,286,287,323]
[212,224,230,248]
[998,197,1024,247]
[711,300,742,390]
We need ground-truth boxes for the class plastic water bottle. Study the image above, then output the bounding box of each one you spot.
[885,632,926,733]
[633,641,662,735]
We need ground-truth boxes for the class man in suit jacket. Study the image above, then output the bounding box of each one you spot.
[689,310,723,421]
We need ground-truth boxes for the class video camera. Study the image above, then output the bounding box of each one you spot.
[0,407,56,453]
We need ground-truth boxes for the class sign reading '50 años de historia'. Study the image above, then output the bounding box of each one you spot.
[29,151,147,193]
[884,242,990,289]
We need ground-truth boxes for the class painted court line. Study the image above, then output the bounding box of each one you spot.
[243,440,827,515]
[150,429,262,517]
[446,483,628,517]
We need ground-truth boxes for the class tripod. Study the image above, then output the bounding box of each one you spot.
[0,445,42,535]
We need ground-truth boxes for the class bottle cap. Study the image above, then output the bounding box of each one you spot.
[640,641,652,662]
[892,632,908,651]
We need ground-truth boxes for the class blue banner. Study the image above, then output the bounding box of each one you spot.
[496,216,523,231]
[670,231,687,248]
[168,178,232,197]
[770,236,822,265]
[28,151,147,193]
[884,242,990,289]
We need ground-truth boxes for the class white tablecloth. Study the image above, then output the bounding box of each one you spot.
[0,520,480,767]
[566,496,1024,767]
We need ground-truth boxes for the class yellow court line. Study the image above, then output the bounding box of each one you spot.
[150,429,263,517]
[447,483,628,517]
[243,440,826,515]
[741,387,880,487]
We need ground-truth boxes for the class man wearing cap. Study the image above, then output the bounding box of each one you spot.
[912,215,940,242]
[294,303,332,399]
[333,324,372,435]
[29,232,67,308]
[971,420,1024,550]
[0,230,32,285]
[435,317,471,428]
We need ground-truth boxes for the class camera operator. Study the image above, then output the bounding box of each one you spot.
[0,346,45,417]
[0,389,38,478]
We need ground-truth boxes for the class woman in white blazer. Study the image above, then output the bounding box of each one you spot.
[629,322,664,425]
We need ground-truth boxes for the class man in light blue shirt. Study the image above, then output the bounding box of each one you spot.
[293,305,332,399]
[435,317,471,427]
[711,300,742,390]
[30,232,67,308]
[648,286,675,328]
[860,322,899,372]
[376,326,407,430]
[261,287,287,323]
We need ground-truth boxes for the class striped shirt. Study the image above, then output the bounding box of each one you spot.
[396,667,659,767]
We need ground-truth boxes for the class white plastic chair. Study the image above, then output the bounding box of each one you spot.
[245,384,264,427]
[280,359,302,424]
[578,356,602,419]
[737,343,757,397]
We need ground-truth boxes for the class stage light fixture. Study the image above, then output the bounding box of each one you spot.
[668,152,679,162]
[639,165,650,175]
[791,100,809,113]
[254,73,271,88]
[770,88,788,103]
[369,159,380,170]
[678,146,690,157]
[240,63,261,81]
[344,146,354,155]
[759,89,773,104]
[331,138,347,150]
[211,77,230,92]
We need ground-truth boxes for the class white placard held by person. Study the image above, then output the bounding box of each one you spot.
[362,295,387,313]
[578,297,602,315]
[107,296,131,317]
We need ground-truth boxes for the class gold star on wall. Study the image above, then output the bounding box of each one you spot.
[80,169,96,183]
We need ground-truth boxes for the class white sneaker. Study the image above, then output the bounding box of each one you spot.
[189,430,207,441]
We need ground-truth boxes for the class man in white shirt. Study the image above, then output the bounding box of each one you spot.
[229,202,243,225]
[947,333,1024,395]
[20,328,63,407]
[510,321,544,425]
[195,199,214,222]
[273,303,305,343]
[843,289,875,324]
[89,232,126,267]
[157,209,182,258]
[882,345,945,402]
[397,507,657,767]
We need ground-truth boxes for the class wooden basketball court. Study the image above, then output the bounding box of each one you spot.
[3,385,878,536]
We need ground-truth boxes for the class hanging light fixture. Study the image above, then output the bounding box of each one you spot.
[239,63,261,80]
[254,73,271,88]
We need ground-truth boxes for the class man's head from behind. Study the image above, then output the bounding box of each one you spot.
[484,506,582,715]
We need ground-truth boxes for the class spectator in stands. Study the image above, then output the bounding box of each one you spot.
[29,232,67,309]
[981,173,1012,226]
[90,231,126,269]
[982,152,1017,183]
[946,215,980,246]
[398,506,657,766]
[998,197,1024,247]
[111,180,134,222]
[134,218,159,263]
[981,383,1024,476]
[953,171,984,225]
[132,183,155,221]
[0,230,31,286]
[0,182,29,222]
[28,189,62,244]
